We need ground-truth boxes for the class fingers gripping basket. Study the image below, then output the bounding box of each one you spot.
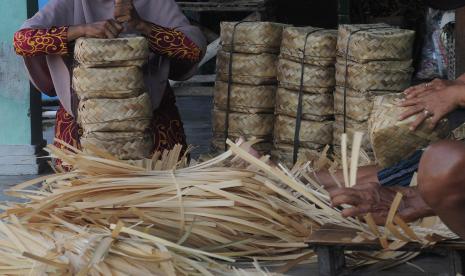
[369,94,451,167]
[280,27,338,66]
[74,36,149,67]
[337,24,415,63]
[221,21,287,54]
[274,115,333,149]
[216,50,278,85]
[78,93,152,133]
[277,58,335,92]
[275,87,333,121]
[212,110,274,138]
[81,132,153,160]
[73,66,144,100]
[214,81,276,114]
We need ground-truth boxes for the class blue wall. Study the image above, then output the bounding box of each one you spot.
[39,0,47,9]
[37,0,57,100]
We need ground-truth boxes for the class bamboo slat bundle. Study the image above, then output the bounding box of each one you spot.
[0,137,459,274]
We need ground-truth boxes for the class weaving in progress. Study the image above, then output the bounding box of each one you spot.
[4,0,465,275]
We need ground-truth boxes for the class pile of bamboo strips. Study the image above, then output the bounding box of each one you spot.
[0,137,458,275]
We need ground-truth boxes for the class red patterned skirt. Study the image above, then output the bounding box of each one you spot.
[54,88,187,165]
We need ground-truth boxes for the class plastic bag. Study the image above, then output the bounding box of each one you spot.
[415,8,453,80]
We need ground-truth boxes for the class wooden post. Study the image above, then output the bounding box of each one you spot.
[0,0,43,175]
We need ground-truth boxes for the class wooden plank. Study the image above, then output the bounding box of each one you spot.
[456,7,465,77]
[171,75,215,88]
[174,86,214,97]
[307,224,465,252]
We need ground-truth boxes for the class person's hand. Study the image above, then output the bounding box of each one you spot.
[399,84,464,130]
[329,183,433,225]
[114,0,142,29]
[403,78,464,100]
[68,20,123,40]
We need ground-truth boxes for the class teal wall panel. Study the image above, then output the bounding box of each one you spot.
[0,0,39,145]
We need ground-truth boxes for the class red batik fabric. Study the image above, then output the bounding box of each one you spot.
[147,23,202,63]
[14,27,69,57]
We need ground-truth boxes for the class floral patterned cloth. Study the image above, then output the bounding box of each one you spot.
[13,23,201,62]
[14,27,69,57]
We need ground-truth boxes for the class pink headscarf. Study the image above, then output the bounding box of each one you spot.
[21,0,206,116]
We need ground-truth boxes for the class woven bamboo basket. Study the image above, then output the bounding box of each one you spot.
[221,21,287,54]
[334,87,374,122]
[216,50,278,85]
[275,87,334,121]
[74,36,149,67]
[335,58,413,92]
[274,115,333,148]
[271,143,322,167]
[78,93,152,133]
[81,131,153,160]
[277,58,335,92]
[280,26,337,66]
[333,115,372,152]
[369,94,450,167]
[73,66,144,99]
[212,109,274,138]
[211,135,272,154]
[214,81,276,114]
[337,24,415,63]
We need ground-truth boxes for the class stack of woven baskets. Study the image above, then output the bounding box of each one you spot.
[272,26,338,166]
[73,36,153,160]
[333,24,415,157]
[212,21,286,153]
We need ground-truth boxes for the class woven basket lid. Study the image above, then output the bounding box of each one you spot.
[212,109,274,138]
[214,81,276,114]
[335,58,413,92]
[221,21,288,54]
[274,115,333,149]
[78,93,152,133]
[280,26,337,66]
[216,50,278,85]
[369,94,450,167]
[277,58,335,91]
[275,86,334,121]
[81,131,153,160]
[337,24,415,63]
[74,36,149,67]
